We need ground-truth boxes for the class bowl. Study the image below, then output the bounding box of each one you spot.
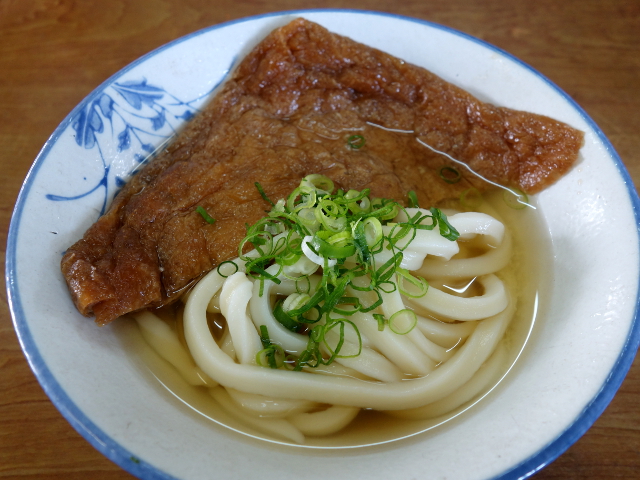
[7,9,640,480]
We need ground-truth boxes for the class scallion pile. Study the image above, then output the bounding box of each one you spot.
[220,175,460,371]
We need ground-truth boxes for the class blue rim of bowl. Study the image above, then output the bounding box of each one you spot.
[6,8,640,480]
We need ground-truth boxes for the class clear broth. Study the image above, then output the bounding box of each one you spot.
[119,190,552,448]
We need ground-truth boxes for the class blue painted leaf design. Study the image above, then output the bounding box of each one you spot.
[178,110,194,121]
[116,90,143,109]
[113,79,164,110]
[72,103,104,149]
[117,127,131,151]
[150,109,166,130]
[46,166,110,216]
[47,59,239,217]
[72,110,91,148]
[97,94,114,119]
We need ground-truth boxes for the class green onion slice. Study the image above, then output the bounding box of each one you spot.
[373,313,387,331]
[232,174,469,369]
[407,190,420,208]
[503,187,529,210]
[273,299,302,332]
[257,325,285,368]
[196,206,216,224]
[301,174,334,194]
[388,309,418,335]
[216,261,239,278]
[323,320,362,359]
[438,166,462,184]
[347,134,366,149]
[397,268,429,298]
[254,182,275,207]
[460,187,483,210]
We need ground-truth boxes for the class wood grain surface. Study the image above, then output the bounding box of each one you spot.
[1,1,638,478]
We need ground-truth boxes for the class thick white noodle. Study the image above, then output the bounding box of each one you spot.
[321,327,404,382]
[417,231,512,279]
[225,388,319,418]
[376,227,459,270]
[288,406,361,436]
[238,265,403,381]
[350,311,436,376]
[302,360,372,380]
[209,387,305,444]
[138,204,519,441]
[206,296,221,313]
[390,209,505,271]
[219,328,237,361]
[219,272,262,365]
[386,343,507,420]
[249,265,308,354]
[132,311,216,387]
[380,274,455,363]
[184,269,514,410]
[406,274,508,321]
[397,209,504,245]
[416,316,477,348]
[448,212,505,245]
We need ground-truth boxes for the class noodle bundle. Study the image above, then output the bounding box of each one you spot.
[132,178,516,443]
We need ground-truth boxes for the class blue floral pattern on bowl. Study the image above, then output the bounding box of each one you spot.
[45,78,213,215]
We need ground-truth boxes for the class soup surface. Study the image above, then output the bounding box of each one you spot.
[119,189,551,448]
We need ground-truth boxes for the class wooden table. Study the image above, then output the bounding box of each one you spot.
[1,1,638,478]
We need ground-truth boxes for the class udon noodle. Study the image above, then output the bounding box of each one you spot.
[128,178,539,445]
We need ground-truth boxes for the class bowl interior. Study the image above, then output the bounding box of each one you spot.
[8,9,639,480]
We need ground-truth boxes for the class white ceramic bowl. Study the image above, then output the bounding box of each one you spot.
[7,9,640,480]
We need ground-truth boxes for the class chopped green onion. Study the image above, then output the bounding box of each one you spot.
[259,325,271,349]
[388,309,417,335]
[294,325,323,370]
[309,234,356,258]
[257,325,284,368]
[255,182,275,207]
[363,217,383,248]
[196,206,216,224]
[332,296,361,316]
[216,260,239,278]
[273,300,302,332]
[343,189,372,214]
[430,208,460,241]
[234,175,465,369]
[438,166,461,184]
[407,190,420,208]
[325,231,352,246]
[256,345,285,369]
[287,186,316,213]
[323,320,362,359]
[503,188,529,210]
[282,293,311,314]
[460,187,483,210]
[396,268,429,298]
[373,313,387,331]
[315,201,347,232]
[297,208,320,232]
[352,220,371,263]
[301,174,334,194]
[347,134,366,149]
